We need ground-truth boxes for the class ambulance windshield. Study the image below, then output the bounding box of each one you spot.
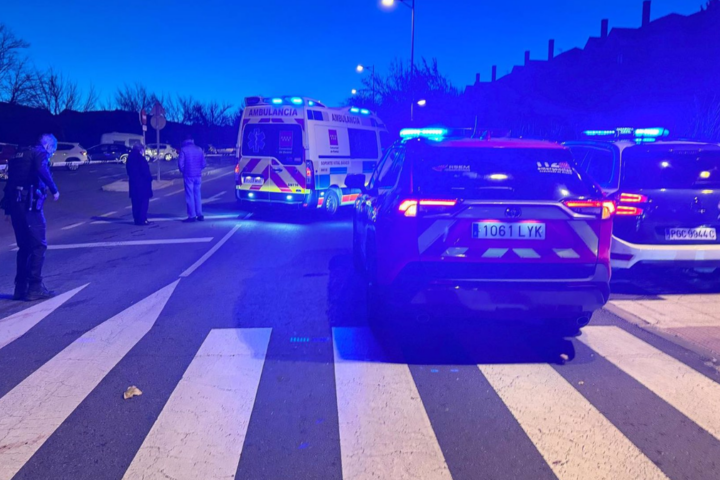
[242,124,304,165]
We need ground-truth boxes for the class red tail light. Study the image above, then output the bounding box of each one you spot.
[234,164,240,174]
[398,199,457,217]
[616,205,643,216]
[618,192,648,203]
[305,160,314,187]
[563,200,616,220]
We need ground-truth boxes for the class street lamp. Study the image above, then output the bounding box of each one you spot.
[417,99,426,106]
[356,63,376,107]
[351,89,358,95]
[381,0,415,122]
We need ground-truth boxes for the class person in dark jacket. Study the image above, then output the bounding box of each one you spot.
[178,135,206,222]
[1,134,60,301]
[126,143,153,225]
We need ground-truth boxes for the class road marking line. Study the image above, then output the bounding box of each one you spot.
[164,188,185,197]
[0,281,179,480]
[203,170,235,183]
[122,328,271,480]
[179,225,240,277]
[61,221,86,230]
[149,198,158,202]
[202,191,227,204]
[479,363,668,480]
[579,326,720,441]
[11,238,214,251]
[99,211,117,217]
[0,285,89,351]
[332,327,452,480]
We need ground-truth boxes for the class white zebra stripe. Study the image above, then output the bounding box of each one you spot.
[579,326,720,441]
[0,281,179,480]
[480,364,668,480]
[122,328,271,480]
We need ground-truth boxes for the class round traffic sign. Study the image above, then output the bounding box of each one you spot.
[151,115,167,130]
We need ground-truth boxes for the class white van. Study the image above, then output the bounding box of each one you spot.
[100,132,144,148]
[235,96,387,215]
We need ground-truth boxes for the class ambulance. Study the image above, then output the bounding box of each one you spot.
[234,96,387,215]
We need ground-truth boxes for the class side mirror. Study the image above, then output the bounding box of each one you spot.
[345,174,367,193]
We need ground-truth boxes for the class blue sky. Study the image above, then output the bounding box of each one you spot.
[2,0,701,109]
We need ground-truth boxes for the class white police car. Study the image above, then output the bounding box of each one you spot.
[566,128,720,270]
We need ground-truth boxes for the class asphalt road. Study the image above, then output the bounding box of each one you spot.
[1,162,720,480]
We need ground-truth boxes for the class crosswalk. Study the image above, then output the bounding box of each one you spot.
[1,284,720,480]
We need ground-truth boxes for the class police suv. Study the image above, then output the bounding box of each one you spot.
[566,128,720,271]
[348,128,614,334]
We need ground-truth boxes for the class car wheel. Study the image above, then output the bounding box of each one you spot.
[120,154,128,164]
[165,154,172,161]
[324,189,340,216]
[66,161,80,171]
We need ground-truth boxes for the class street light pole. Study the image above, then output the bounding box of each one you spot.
[371,64,376,109]
[409,0,415,123]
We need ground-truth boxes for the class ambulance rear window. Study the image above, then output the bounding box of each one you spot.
[241,124,304,165]
[413,146,596,201]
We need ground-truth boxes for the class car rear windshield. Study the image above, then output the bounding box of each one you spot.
[413,146,595,200]
[622,147,720,189]
[241,124,304,165]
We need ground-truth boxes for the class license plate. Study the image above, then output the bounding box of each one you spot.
[665,227,717,241]
[242,175,264,186]
[473,222,546,240]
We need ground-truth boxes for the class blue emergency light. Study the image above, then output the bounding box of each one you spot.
[289,97,303,105]
[582,127,669,142]
[350,107,360,113]
[399,128,448,140]
[271,98,283,105]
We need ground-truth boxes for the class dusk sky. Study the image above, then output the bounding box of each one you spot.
[3,0,701,109]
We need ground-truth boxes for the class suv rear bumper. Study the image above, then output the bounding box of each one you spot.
[383,263,610,318]
[611,236,720,269]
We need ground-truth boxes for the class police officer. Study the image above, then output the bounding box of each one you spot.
[1,134,60,301]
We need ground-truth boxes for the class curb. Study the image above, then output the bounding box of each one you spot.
[604,303,720,365]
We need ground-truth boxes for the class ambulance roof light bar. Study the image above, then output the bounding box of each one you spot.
[244,96,327,108]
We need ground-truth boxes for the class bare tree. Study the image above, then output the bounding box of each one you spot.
[81,84,100,112]
[114,83,156,112]
[0,23,31,102]
[2,56,35,104]
[201,100,233,127]
[31,67,80,114]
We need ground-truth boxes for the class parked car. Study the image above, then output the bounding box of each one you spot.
[0,142,18,180]
[87,144,132,163]
[348,127,614,334]
[146,143,178,161]
[566,128,720,272]
[50,142,89,171]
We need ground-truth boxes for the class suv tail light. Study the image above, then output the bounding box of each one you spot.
[616,205,643,216]
[234,164,240,174]
[563,200,616,220]
[618,192,648,203]
[398,199,457,217]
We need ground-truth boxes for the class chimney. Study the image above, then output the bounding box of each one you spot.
[475,73,480,85]
[491,65,497,82]
[524,50,530,65]
[642,1,651,27]
[601,19,608,38]
[548,39,555,60]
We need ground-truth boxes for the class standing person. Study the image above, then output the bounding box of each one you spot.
[126,143,153,225]
[1,134,60,301]
[178,134,206,222]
